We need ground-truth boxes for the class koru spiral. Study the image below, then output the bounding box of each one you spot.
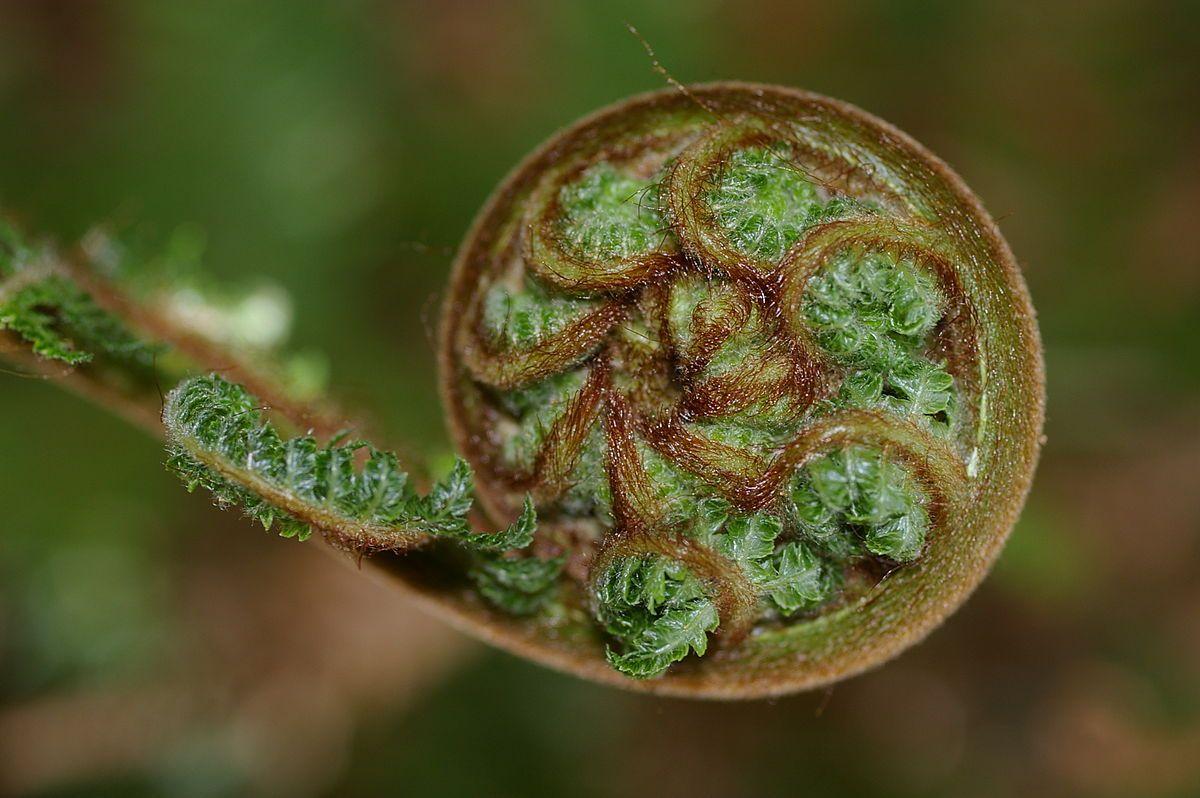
[437,83,1044,697]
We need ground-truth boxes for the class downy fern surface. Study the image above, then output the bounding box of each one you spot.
[1,84,1043,698]
[164,374,559,609]
[445,97,956,679]
[442,84,1043,692]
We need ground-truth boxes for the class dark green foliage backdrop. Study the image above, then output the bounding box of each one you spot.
[1,2,1198,796]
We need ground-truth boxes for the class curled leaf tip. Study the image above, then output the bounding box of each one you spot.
[441,83,1043,694]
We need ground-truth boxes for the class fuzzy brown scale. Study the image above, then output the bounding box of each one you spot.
[438,83,1043,697]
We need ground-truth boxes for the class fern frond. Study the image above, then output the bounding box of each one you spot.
[595,555,720,679]
[470,552,565,615]
[6,81,1047,696]
[694,500,839,616]
[791,445,930,563]
[163,374,537,554]
[0,221,161,369]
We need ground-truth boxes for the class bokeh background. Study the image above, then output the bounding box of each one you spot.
[1,2,1198,796]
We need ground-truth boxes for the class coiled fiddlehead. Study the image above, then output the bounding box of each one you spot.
[441,83,1043,695]
[1,83,1043,698]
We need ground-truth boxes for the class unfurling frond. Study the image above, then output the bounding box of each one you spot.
[0,221,160,369]
[594,555,720,679]
[163,374,543,558]
[5,82,1044,698]
[442,84,1043,692]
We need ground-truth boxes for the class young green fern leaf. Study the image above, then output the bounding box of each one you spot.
[595,555,720,679]
[558,163,669,259]
[805,249,956,430]
[791,446,931,563]
[442,83,1043,695]
[470,551,566,616]
[5,82,1043,699]
[693,501,839,616]
[163,374,540,554]
[707,144,821,263]
[0,220,160,369]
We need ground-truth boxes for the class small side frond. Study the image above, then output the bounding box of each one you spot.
[594,554,720,679]
[470,548,566,615]
[0,220,160,369]
[162,374,540,556]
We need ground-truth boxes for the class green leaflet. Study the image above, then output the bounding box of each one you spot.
[163,374,541,554]
[694,501,778,575]
[470,551,566,616]
[557,163,668,259]
[805,249,956,430]
[763,542,838,615]
[0,275,161,369]
[694,500,839,615]
[791,445,930,563]
[0,223,160,369]
[707,145,822,263]
[594,554,720,679]
[481,275,598,351]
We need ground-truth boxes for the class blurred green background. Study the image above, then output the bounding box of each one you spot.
[1,2,1198,796]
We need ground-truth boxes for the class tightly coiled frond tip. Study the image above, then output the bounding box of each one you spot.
[438,82,1043,696]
